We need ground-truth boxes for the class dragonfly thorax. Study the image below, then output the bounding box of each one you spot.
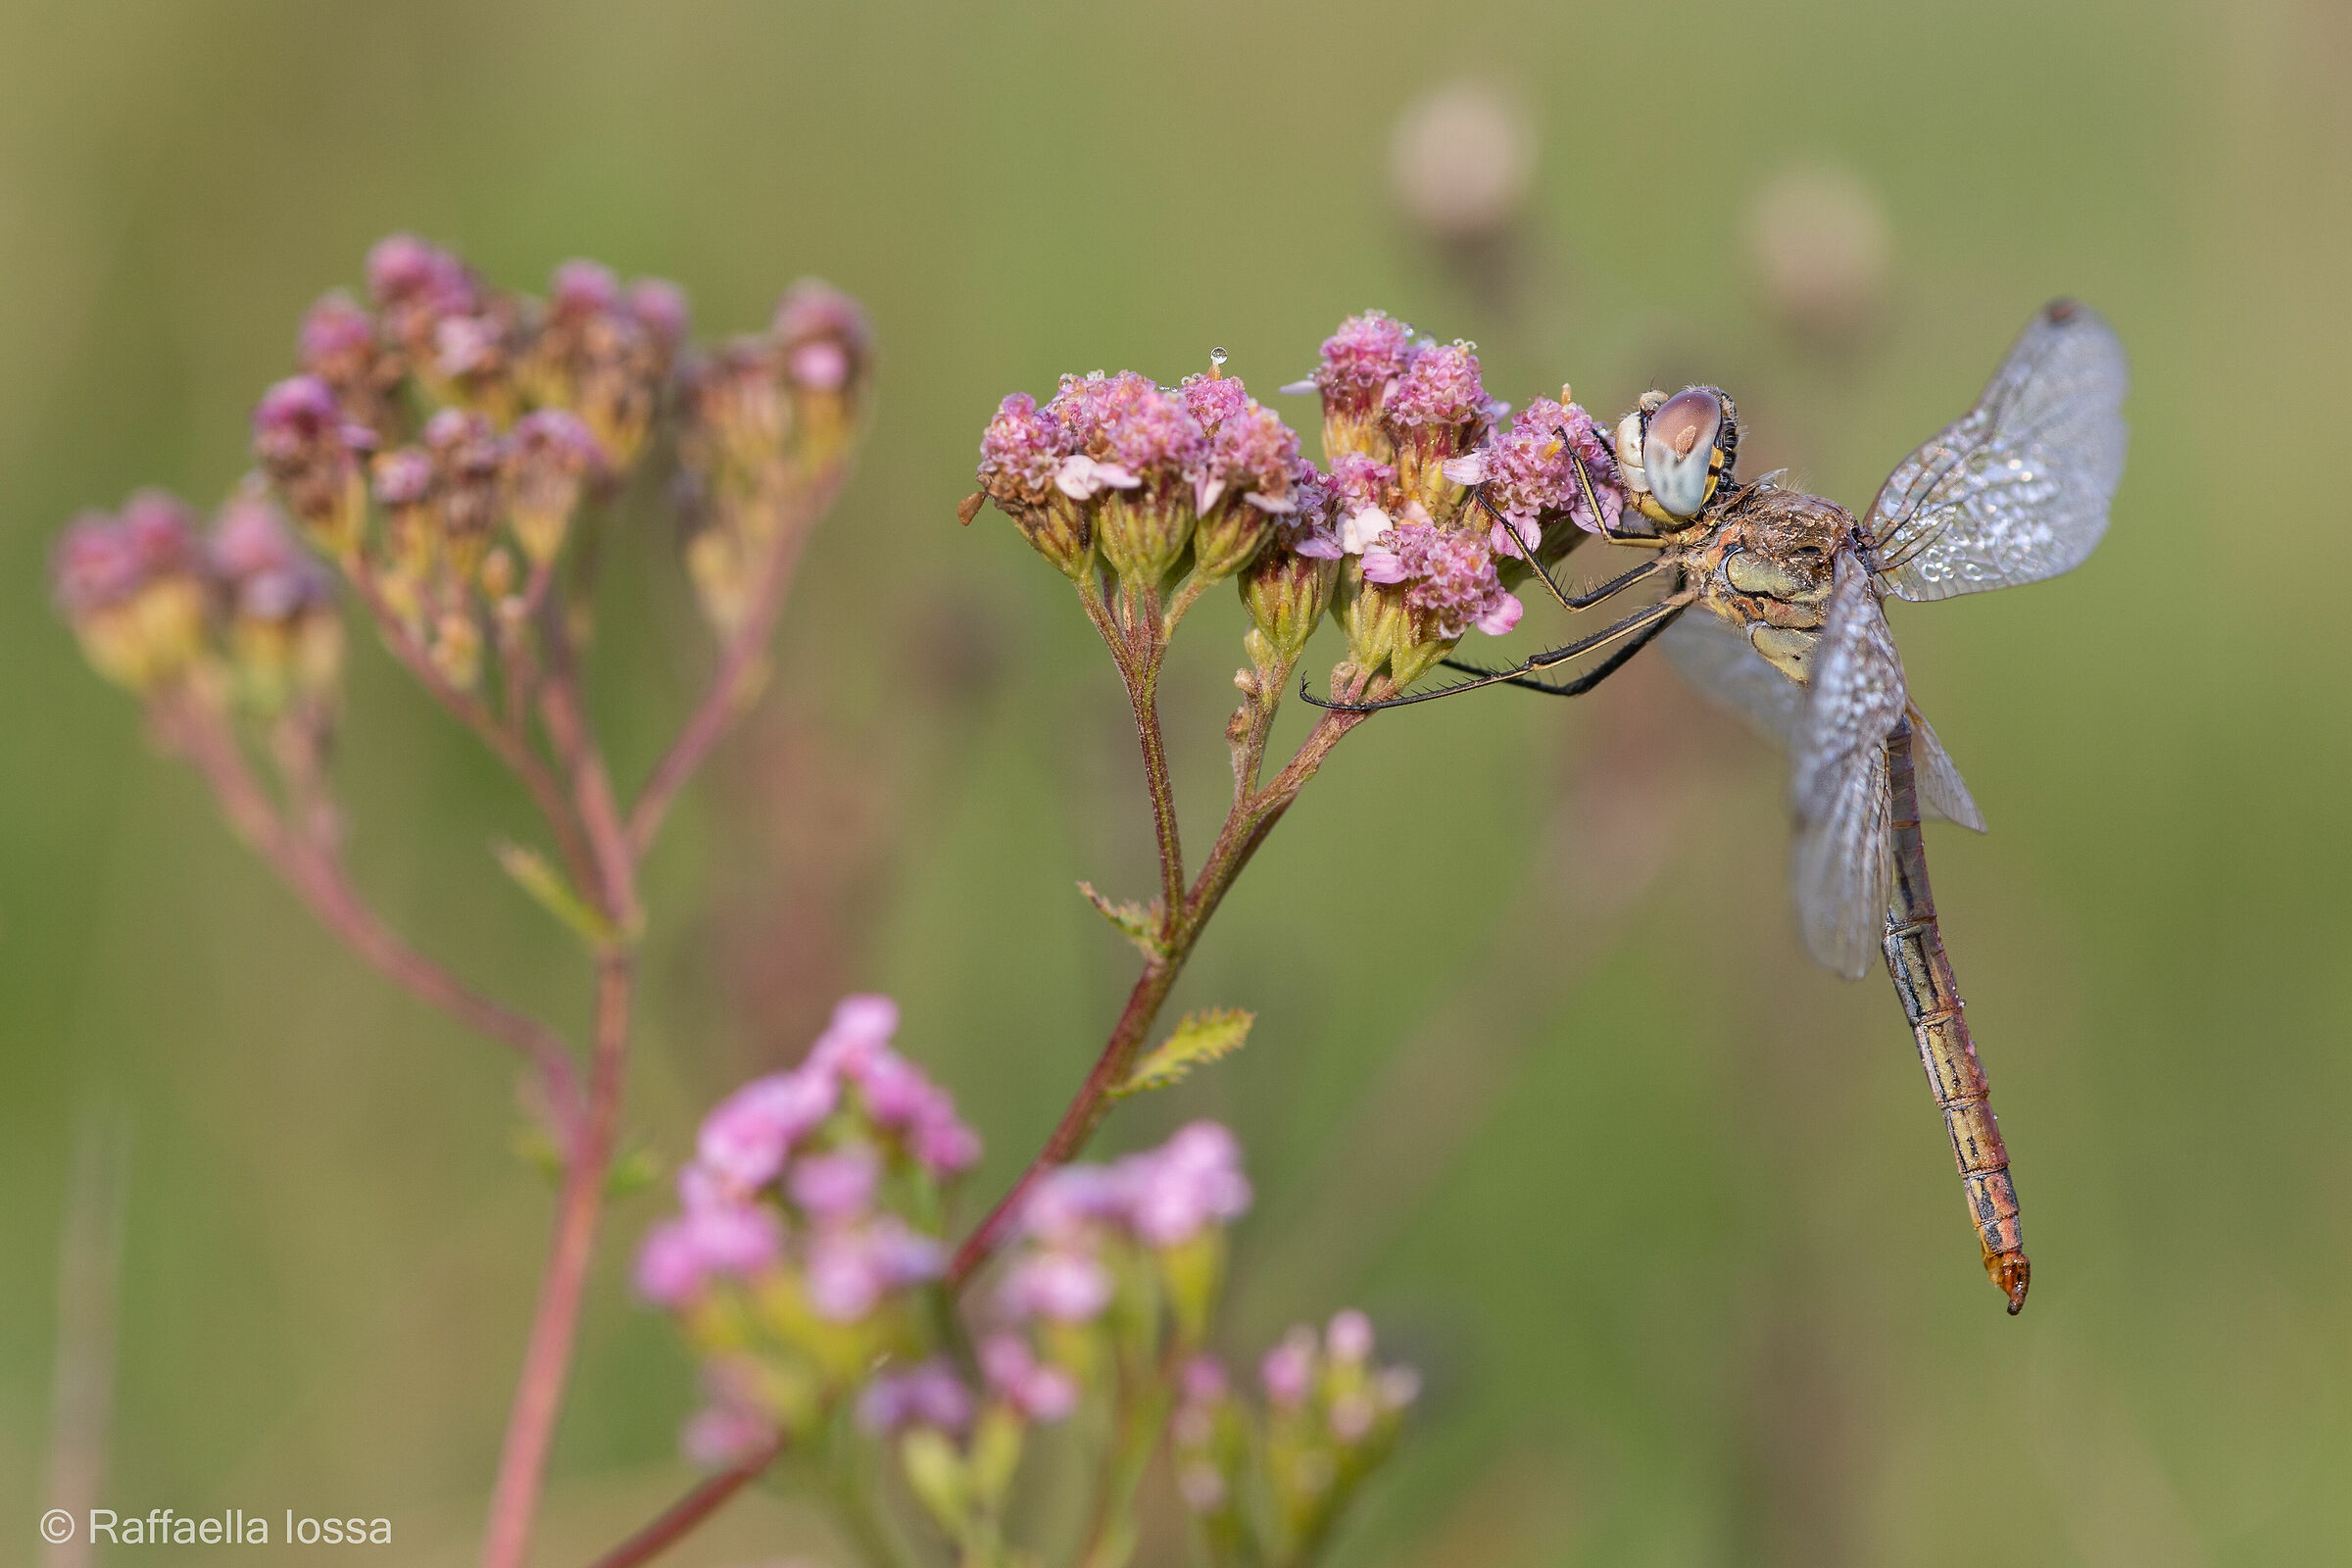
[1683,485,1858,684]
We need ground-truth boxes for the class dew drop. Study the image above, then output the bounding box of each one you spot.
[1209,346,1228,369]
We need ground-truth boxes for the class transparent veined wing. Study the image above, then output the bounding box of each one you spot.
[1907,704,1986,832]
[1791,559,1908,978]
[1666,608,1986,833]
[1660,610,1804,749]
[1867,300,2128,603]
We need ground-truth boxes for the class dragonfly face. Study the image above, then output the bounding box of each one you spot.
[1615,385,1740,528]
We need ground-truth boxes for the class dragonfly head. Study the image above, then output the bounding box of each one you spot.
[1617,386,1740,528]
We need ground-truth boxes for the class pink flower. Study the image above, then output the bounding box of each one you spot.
[298,293,375,378]
[1097,375,1208,478]
[1302,311,1416,409]
[805,1216,944,1320]
[772,278,871,394]
[1123,1121,1251,1248]
[977,392,1068,508]
[696,1066,838,1191]
[1387,341,1490,429]
[858,1358,974,1435]
[1360,521,1523,637]
[51,492,199,616]
[787,1146,881,1222]
[550,259,620,317]
[979,1334,1079,1423]
[209,497,331,621]
[1000,1248,1114,1323]
[627,278,690,353]
[1477,398,1625,548]
[633,1201,783,1306]
[1327,1308,1375,1363]
[1260,1326,1316,1407]
[681,1403,775,1468]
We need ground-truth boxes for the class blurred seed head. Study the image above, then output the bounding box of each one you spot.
[1389,80,1536,247]
[1744,161,1893,347]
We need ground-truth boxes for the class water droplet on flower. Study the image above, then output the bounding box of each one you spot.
[1209,347,1228,370]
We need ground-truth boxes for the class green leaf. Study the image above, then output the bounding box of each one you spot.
[1079,880,1166,958]
[1115,1008,1254,1099]
[494,840,618,948]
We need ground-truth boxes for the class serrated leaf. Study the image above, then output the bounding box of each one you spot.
[494,839,618,948]
[1115,1008,1254,1098]
[1079,880,1166,958]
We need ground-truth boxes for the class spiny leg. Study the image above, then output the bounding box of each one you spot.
[1471,487,1673,615]
[1299,596,1687,713]
[1437,602,1684,696]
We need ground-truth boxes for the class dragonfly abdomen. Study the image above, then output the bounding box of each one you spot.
[1883,719,2032,1313]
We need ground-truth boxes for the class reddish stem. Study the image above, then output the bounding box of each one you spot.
[581,1434,786,1568]
[481,952,634,1568]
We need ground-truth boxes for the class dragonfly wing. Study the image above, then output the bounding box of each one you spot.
[1908,703,1987,832]
[1790,560,1908,978]
[1660,610,1804,750]
[1867,300,2128,603]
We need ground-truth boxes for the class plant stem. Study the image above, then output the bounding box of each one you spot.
[582,1436,785,1568]
[481,951,635,1568]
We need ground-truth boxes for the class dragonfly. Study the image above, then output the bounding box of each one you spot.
[1310,301,2128,1312]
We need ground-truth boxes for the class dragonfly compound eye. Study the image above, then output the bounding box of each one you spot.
[1642,387,1729,520]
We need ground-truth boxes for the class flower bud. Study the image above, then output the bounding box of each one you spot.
[519,261,665,466]
[1240,539,1340,665]
[50,492,210,692]
[504,409,604,564]
[252,376,368,552]
[683,338,792,487]
[1349,519,1522,686]
[209,492,341,713]
[422,409,506,578]
[430,607,482,689]
[774,279,872,465]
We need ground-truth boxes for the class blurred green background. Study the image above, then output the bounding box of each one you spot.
[4,1,2348,1563]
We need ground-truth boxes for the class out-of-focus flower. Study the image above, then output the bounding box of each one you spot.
[1744,161,1892,346]
[50,492,211,692]
[774,279,872,461]
[978,1334,1079,1423]
[681,1402,776,1470]
[518,260,671,465]
[504,409,604,564]
[253,375,370,551]
[208,493,341,712]
[1389,79,1537,248]
[636,994,977,1456]
[858,1358,974,1436]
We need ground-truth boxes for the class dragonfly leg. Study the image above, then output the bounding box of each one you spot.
[1438,602,1684,697]
[1299,596,1687,713]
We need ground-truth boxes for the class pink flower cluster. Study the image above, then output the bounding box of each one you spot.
[976,368,1308,514]
[51,492,204,619]
[999,1122,1252,1325]
[1293,311,1418,411]
[1361,521,1523,637]
[54,490,333,631]
[1446,396,1626,552]
[635,995,978,1314]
